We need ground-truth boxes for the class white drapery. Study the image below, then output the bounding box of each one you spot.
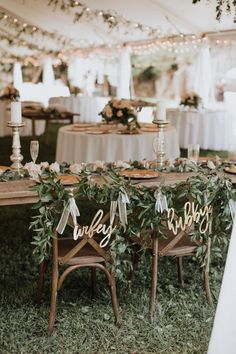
[117,46,132,99]
[42,57,55,86]
[13,62,23,89]
[208,220,236,354]
[191,44,211,106]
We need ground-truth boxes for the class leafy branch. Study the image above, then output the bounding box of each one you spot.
[192,0,236,22]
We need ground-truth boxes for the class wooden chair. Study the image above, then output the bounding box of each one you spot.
[39,213,120,335]
[132,226,212,316]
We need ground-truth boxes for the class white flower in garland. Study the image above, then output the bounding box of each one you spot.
[49,162,60,173]
[93,160,106,171]
[24,162,42,179]
[40,161,49,169]
[69,163,83,174]
[115,160,131,169]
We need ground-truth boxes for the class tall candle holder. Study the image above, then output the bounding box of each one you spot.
[7,121,25,170]
[152,117,169,168]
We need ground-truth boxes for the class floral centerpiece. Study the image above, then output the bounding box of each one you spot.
[180,92,202,110]
[0,85,20,101]
[99,98,141,133]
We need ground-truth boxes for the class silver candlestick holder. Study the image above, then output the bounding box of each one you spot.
[7,121,25,170]
[152,118,169,168]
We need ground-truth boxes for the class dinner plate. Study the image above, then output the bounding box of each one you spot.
[86,130,109,135]
[224,166,236,174]
[119,168,161,179]
[73,123,95,128]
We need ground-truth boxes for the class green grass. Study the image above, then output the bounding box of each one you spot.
[0,125,228,353]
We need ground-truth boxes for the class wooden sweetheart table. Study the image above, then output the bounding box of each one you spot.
[1,171,236,206]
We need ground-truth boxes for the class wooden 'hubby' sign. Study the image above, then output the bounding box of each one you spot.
[167,201,213,235]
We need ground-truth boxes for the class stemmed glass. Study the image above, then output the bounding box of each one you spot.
[30,140,39,164]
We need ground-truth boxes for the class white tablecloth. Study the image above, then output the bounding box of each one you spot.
[208,221,236,354]
[49,96,109,123]
[167,108,235,150]
[0,102,45,137]
[56,125,180,163]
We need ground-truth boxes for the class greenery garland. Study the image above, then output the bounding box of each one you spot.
[27,166,235,281]
[192,0,236,22]
[47,0,164,38]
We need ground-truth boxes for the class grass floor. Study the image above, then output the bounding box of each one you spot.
[0,125,229,353]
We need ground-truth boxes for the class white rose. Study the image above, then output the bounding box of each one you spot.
[115,160,131,169]
[207,160,216,170]
[40,161,49,169]
[24,162,41,179]
[49,162,60,173]
[93,160,105,171]
[69,163,83,174]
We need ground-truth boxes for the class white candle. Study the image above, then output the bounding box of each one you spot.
[11,102,22,124]
[156,100,166,121]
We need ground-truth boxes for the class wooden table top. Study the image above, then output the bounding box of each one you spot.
[0,179,38,206]
[0,171,236,207]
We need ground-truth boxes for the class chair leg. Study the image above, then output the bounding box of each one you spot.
[91,267,97,297]
[177,257,184,287]
[204,238,212,305]
[109,272,120,323]
[150,238,158,317]
[128,246,140,286]
[37,260,47,303]
[204,267,212,304]
[48,261,58,335]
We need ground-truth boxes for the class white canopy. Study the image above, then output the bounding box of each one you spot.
[0,0,234,57]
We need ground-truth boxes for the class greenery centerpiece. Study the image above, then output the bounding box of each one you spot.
[0,85,20,101]
[99,98,141,134]
[180,92,202,110]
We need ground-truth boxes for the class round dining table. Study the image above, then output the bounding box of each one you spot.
[56,124,180,163]
[167,108,235,150]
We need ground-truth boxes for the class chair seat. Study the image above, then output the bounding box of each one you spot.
[58,238,106,265]
[131,232,197,257]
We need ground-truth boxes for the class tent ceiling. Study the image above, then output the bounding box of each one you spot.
[0,0,235,59]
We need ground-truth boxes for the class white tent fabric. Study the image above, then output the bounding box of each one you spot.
[0,0,235,50]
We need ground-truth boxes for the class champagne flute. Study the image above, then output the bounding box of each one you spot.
[30,140,39,164]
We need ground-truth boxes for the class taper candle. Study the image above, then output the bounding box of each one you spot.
[156,100,166,121]
[11,102,22,124]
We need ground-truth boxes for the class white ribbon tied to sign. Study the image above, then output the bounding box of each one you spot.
[229,199,236,222]
[56,196,80,234]
[110,187,130,229]
[154,190,168,214]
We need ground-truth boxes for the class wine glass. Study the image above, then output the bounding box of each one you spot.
[30,140,39,164]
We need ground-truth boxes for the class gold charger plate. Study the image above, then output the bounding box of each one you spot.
[141,127,158,132]
[224,166,236,174]
[59,175,80,185]
[0,165,10,171]
[119,169,160,179]
[35,174,79,185]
